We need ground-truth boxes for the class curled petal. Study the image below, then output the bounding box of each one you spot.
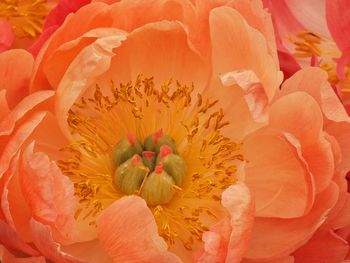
[0,18,14,52]
[97,196,181,263]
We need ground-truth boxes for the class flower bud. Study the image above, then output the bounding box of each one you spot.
[113,133,143,166]
[157,145,186,186]
[144,128,177,154]
[114,154,148,195]
[141,163,175,206]
[142,151,156,171]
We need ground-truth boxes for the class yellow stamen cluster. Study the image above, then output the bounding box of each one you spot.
[290,31,350,93]
[0,0,49,38]
[58,76,242,251]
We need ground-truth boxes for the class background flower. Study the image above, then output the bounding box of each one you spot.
[263,0,350,114]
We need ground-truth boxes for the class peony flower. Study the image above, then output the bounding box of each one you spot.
[263,0,350,113]
[1,1,350,262]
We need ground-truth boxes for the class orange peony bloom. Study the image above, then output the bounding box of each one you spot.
[0,1,350,262]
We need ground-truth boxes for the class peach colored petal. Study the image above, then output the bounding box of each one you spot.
[270,92,323,146]
[1,153,33,242]
[300,134,334,193]
[276,67,349,123]
[220,70,268,123]
[242,256,295,263]
[0,220,39,256]
[62,240,113,263]
[242,129,314,218]
[20,143,77,244]
[0,113,49,242]
[245,182,339,260]
[209,6,282,101]
[326,122,350,173]
[44,28,125,89]
[0,245,45,263]
[0,91,54,139]
[55,30,126,139]
[199,182,254,263]
[0,49,33,108]
[207,77,264,141]
[269,92,336,193]
[0,108,50,179]
[31,0,195,91]
[99,20,209,91]
[229,0,278,63]
[223,182,254,262]
[0,18,14,52]
[30,219,87,263]
[293,228,348,263]
[31,2,112,91]
[97,196,181,263]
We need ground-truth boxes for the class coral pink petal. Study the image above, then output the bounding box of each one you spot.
[30,219,86,263]
[44,0,91,29]
[0,18,14,52]
[0,49,33,108]
[293,228,348,263]
[326,0,350,52]
[0,90,10,122]
[245,182,339,260]
[20,143,76,243]
[242,129,314,218]
[209,6,282,101]
[199,182,254,263]
[1,246,45,263]
[242,256,295,263]
[0,220,39,256]
[285,0,330,38]
[28,26,59,58]
[277,49,301,79]
[97,196,181,263]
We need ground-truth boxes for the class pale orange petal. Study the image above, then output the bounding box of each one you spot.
[209,6,282,101]
[0,49,33,108]
[245,182,339,260]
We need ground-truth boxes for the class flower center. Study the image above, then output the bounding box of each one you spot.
[113,130,185,205]
[0,0,49,38]
[58,76,242,251]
